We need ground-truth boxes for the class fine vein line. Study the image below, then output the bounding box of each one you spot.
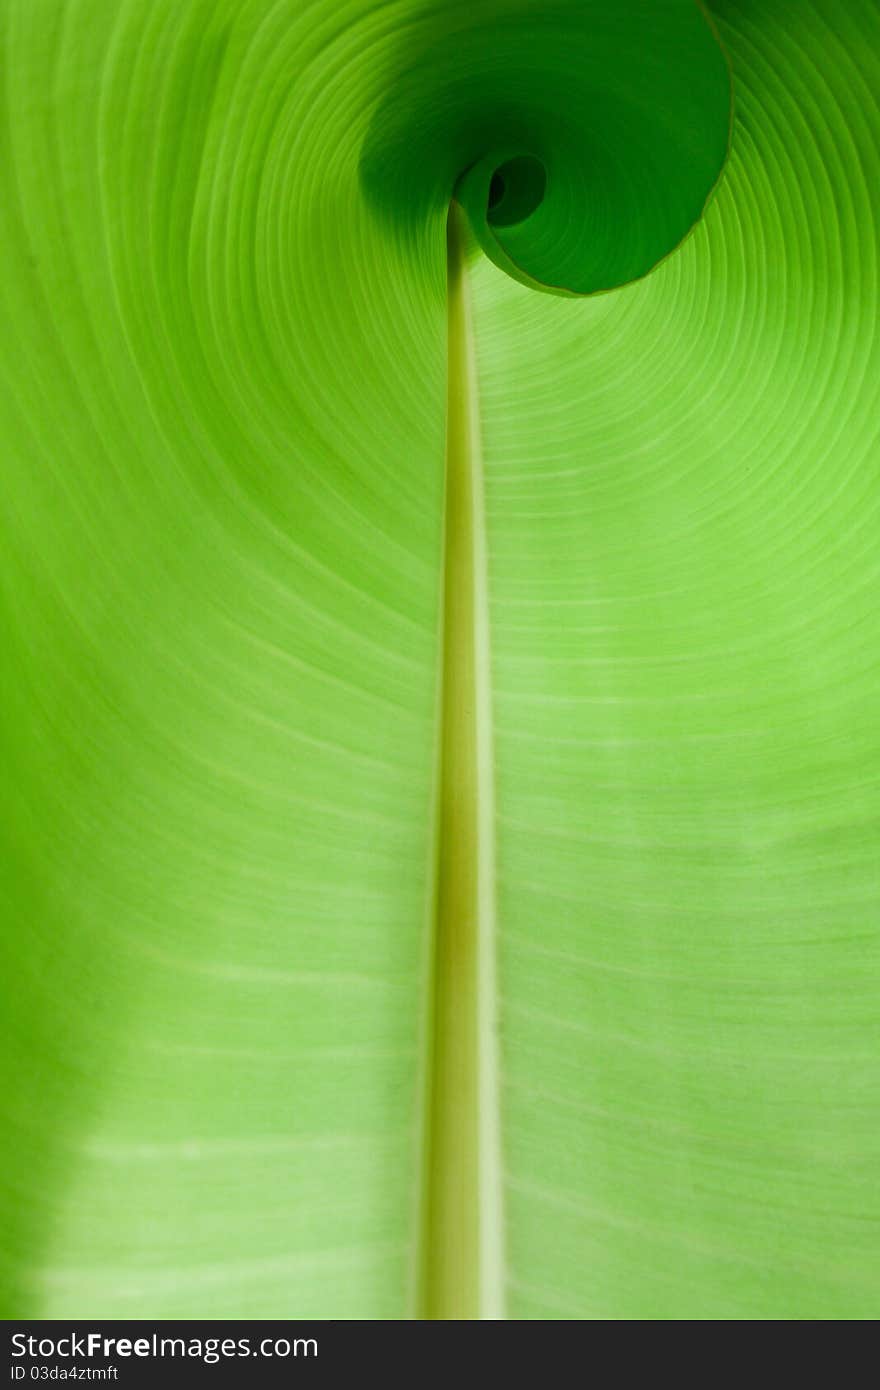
[419,205,504,1320]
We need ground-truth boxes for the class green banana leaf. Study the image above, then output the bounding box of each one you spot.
[1,0,878,1320]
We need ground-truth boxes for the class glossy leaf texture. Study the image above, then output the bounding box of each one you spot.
[1,0,879,1320]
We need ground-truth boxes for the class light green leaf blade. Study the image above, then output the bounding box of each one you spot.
[0,0,448,1318]
[474,0,880,1319]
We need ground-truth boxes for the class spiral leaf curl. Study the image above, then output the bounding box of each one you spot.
[362,0,732,294]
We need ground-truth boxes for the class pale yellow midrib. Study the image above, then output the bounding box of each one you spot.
[418,206,504,1320]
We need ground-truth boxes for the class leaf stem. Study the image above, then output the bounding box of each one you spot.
[419,205,504,1320]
